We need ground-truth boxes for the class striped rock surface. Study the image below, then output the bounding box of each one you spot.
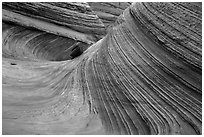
[3,2,106,43]
[2,2,106,61]
[88,2,131,30]
[2,2,202,135]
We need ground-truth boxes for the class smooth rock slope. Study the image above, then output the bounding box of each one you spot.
[2,2,202,135]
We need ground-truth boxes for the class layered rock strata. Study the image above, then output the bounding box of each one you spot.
[2,2,106,61]
[2,2,202,135]
[3,2,105,43]
[88,2,131,30]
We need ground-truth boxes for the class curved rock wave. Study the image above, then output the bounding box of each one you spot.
[3,2,106,43]
[3,22,90,61]
[2,2,106,61]
[2,2,202,135]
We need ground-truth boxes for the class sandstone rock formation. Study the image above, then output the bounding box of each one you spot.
[88,2,131,30]
[2,2,202,135]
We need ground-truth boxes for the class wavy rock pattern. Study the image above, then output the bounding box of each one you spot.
[2,2,202,135]
[3,23,91,61]
[88,2,131,30]
[2,2,106,61]
[3,2,105,43]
